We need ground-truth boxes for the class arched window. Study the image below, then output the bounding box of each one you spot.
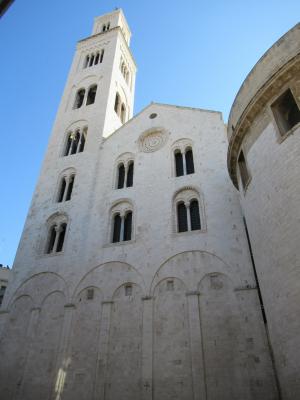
[112,214,121,243]
[126,161,134,187]
[74,89,85,109]
[57,172,75,202]
[117,163,125,189]
[95,52,100,64]
[173,141,195,177]
[110,202,133,243]
[121,103,126,123]
[45,215,68,254]
[190,199,201,230]
[123,211,132,241]
[174,188,203,233]
[175,151,184,177]
[115,155,135,189]
[177,202,188,232]
[86,85,97,105]
[64,128,87,157]
[185,148,194,174]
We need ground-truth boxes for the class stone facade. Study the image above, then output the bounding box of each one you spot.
[228,23,300,400]
[0,8,299,400]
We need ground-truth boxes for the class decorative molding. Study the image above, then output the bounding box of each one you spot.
[138,128,167,153]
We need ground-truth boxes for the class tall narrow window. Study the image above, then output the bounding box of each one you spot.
[177,202,188,232]
[126,162,134,187]
[86,85,97,105]
[123,211,132,241]
[114,93,120,114]
[57,178,67,202]
[64,128,87,157]
[78,130,86,153]
[121,103,126,123]
[46,225,57,254]
[185,149,194,174]
[71,131,80,155]
[117,164,125,189]
[95,52,100,64]
[64,133,73,156]
[238,150,250,190]
[57,173,75,203]
[65,175,75,201]
[112,214,121,243]
[74,89,85,109]
[271,88,300,136]
[56,223,67,252]
[84,55,90,68]
[190,199,201,230]
[89,54,95,67]
[175,151,184,177]
[100,49,104,63]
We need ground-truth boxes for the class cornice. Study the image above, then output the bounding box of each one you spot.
[227,54,300,189]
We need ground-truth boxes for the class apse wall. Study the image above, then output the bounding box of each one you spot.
[227,23,300,400]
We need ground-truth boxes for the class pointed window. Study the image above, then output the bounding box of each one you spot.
[74,89,85,109]
[185,148,194,174]
[117,164,125,189]
[86,85,97,105]
[175,151,184,177]
[126,162,134,187]
[112,214,122,243]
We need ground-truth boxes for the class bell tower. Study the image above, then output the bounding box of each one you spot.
[3,8,137,304]
[58,8,136,140]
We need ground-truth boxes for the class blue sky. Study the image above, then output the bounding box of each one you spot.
[0,0,299,266]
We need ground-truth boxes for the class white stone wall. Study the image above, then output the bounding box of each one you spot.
[0,10,279,400]
[239,111,300,400]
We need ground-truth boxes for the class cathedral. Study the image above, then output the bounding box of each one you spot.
[0,9,300,400]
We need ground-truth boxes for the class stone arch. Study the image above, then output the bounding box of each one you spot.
[7,271,69,308]
[150,250,236,296]
[72,261,145,301]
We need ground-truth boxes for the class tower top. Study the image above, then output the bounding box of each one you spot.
[92,8,131,46]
